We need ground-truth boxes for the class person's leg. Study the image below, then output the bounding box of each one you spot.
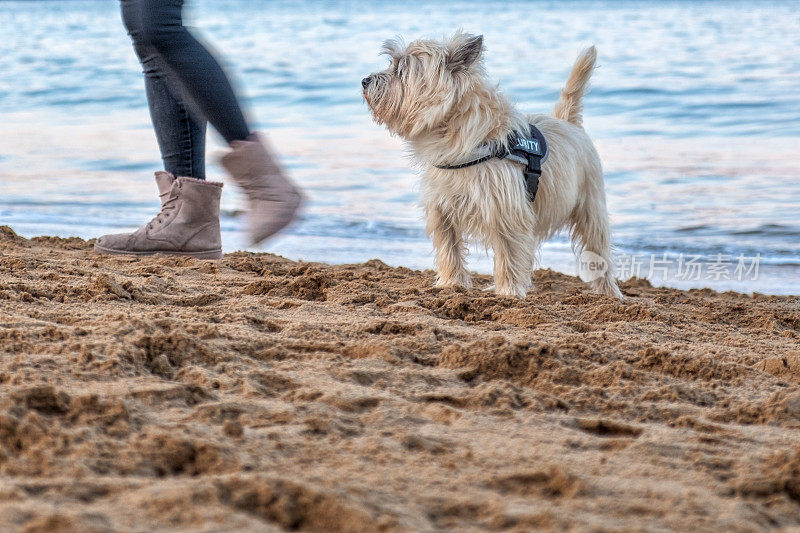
[95,0,221,257]
[121,0,206,179]
[133,0,301,245]
[134,0,251,144]
[113,0,301,251]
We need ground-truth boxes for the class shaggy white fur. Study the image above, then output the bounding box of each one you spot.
[363,31,622,299]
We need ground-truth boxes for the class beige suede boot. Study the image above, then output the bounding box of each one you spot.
[220,133,303,245]
[94,174,223,259]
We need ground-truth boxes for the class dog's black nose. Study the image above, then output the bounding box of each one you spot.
[361,76,372,89]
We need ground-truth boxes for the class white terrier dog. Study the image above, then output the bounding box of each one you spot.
[362,32,622,299]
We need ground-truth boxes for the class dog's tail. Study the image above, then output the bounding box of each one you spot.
[552,46,597,127]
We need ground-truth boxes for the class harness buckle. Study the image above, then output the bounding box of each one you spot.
[523,158,542,202]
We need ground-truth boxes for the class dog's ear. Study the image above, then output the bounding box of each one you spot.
[446,33,484,72]
[381,38,404,59]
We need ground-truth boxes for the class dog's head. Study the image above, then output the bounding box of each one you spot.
[362,31,485,140]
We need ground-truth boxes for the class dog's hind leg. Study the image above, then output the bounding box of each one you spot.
[427,206,472,289]
[570,182,623,299]
[490,231,535,298]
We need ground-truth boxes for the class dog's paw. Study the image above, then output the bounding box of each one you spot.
[435,273,473,290]
[493,284,529,299]
[435,281,472,291]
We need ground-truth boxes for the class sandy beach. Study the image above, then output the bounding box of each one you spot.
[1,225,799,531]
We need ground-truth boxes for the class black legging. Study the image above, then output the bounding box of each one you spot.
[121,0,251,179]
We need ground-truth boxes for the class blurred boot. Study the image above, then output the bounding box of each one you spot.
[94,173,222,259]
[221,133,303,245]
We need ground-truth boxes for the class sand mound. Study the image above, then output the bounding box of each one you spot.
[1,226,799,531]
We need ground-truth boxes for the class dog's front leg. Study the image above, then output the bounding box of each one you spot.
[490,232,535,298]
[427,206,471,289]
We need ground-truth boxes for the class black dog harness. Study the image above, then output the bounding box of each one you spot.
[435,124,548,202]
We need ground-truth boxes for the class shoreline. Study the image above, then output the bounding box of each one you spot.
[6,225,800,297]
[2,227,800,530]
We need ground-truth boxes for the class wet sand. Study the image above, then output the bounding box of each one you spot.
[1,226,799,532]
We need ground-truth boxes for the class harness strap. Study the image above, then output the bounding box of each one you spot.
[435,153,495,170]
[434,124,548,202]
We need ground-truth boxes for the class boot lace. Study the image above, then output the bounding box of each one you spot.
[146,182,180,230]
